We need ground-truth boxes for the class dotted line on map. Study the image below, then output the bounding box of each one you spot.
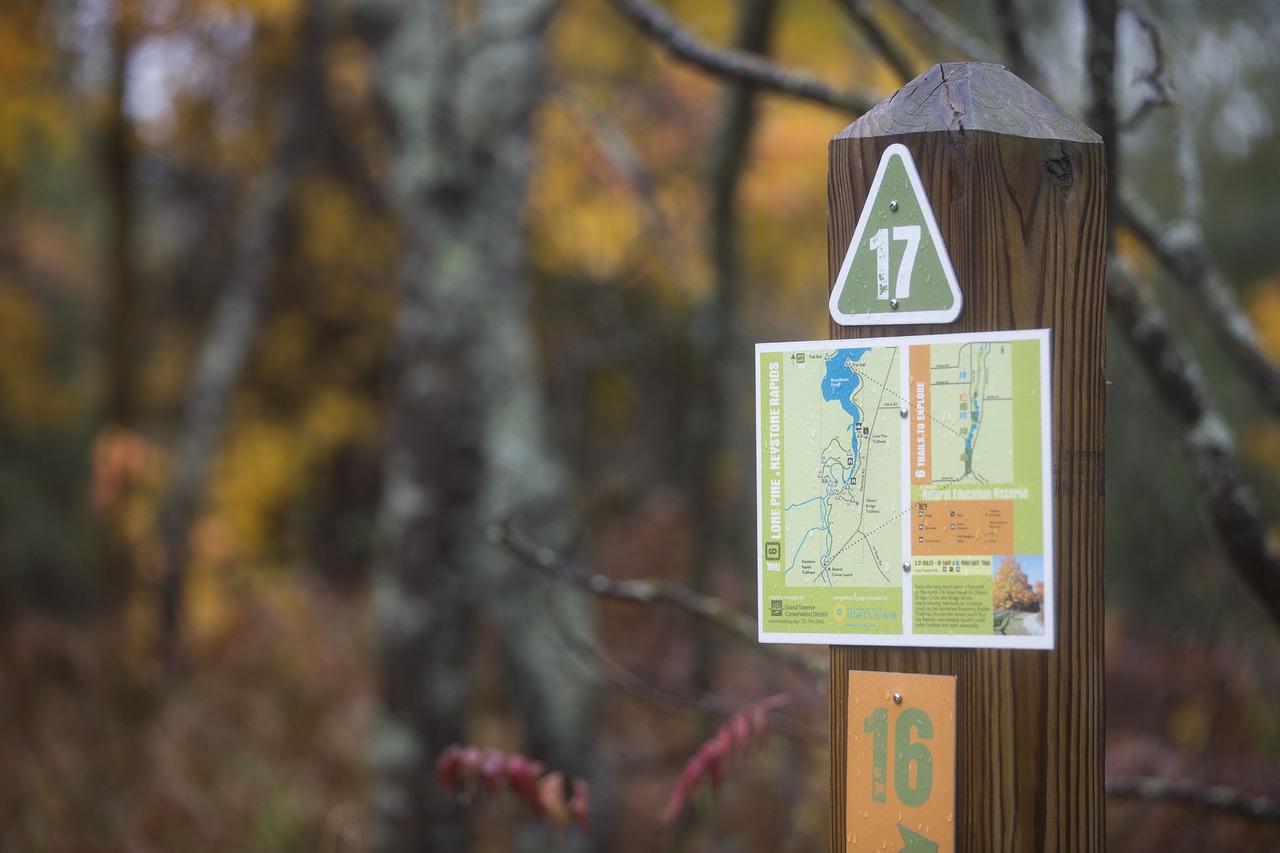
[840,357,971,441]
[827,506,914,561]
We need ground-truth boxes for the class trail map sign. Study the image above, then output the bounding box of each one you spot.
[756,328,1053,649]
[829,144,963,326]
[847,671,956,853]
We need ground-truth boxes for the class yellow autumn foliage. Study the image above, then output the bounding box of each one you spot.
[531,0,909,328]
[212,390,377,556]
[0,7,75,177]
[529,102,664,284]
[1243,420,1280,485]
[1248,274,1280,359]
[295,177,400,296]
[1241,274,1280,491]
[213,420,309,553]
[301,388,379,456]
[210,0,301,29]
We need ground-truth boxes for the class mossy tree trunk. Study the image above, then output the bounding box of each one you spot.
[368,1,596,850]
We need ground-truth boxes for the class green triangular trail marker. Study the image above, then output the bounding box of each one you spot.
[829,143,962,325]
[895,822,939,853]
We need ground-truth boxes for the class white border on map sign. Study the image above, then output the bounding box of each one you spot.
[755,328,1054,650]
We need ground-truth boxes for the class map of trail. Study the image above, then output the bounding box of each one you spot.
[758,329,1053,649]
[923,342,1014,486]
[777,346,902,588]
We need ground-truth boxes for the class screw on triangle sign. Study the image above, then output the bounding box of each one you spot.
[829,143,962,326]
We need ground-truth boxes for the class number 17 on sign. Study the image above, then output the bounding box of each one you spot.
[847,671,956,852]
[869,225,920,302]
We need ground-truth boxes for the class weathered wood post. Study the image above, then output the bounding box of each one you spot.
[826,64,1106,850]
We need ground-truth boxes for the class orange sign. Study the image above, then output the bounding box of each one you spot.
[847,671,956,852]
[909,345,931,483]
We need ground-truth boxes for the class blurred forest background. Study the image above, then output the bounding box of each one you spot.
[2,0,1280,850]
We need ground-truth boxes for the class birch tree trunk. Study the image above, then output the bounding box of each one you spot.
[367,1,595,849]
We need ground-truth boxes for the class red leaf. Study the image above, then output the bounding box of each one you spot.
[731,713,752,753]
[505,753,545,811]
[659,693,791,825]
[538,771,570,827]
[436,744,464,789]
[480,748,505,792]
[569,778,591,834]
[433,745,586,834]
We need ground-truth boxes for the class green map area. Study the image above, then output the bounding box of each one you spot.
[759,345,905,635]
[758,332,1051,647]
[925,342,1014,486]
[777,347,902,588]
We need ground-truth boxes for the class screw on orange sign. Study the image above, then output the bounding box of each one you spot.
[847,671,955,852]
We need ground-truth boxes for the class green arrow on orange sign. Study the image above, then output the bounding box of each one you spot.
[896,823,939,853]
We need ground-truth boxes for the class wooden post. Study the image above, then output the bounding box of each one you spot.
[827,64,1106,851]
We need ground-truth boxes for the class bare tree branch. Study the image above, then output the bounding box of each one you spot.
[1119,190,1280,415]
[1107,776,1280,824]
[1119,12,1171,131]
[831,0,915,83]
[553,89,688,281]
[604,0,878,114]
[990,0,1039,90]
[492,517,828,679]
[536,575,826,744]
[1084,0,1118,239]
[892,0,1001,64]
[1108,259,1280,627]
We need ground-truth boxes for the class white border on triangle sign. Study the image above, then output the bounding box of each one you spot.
[829,143,964,326]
